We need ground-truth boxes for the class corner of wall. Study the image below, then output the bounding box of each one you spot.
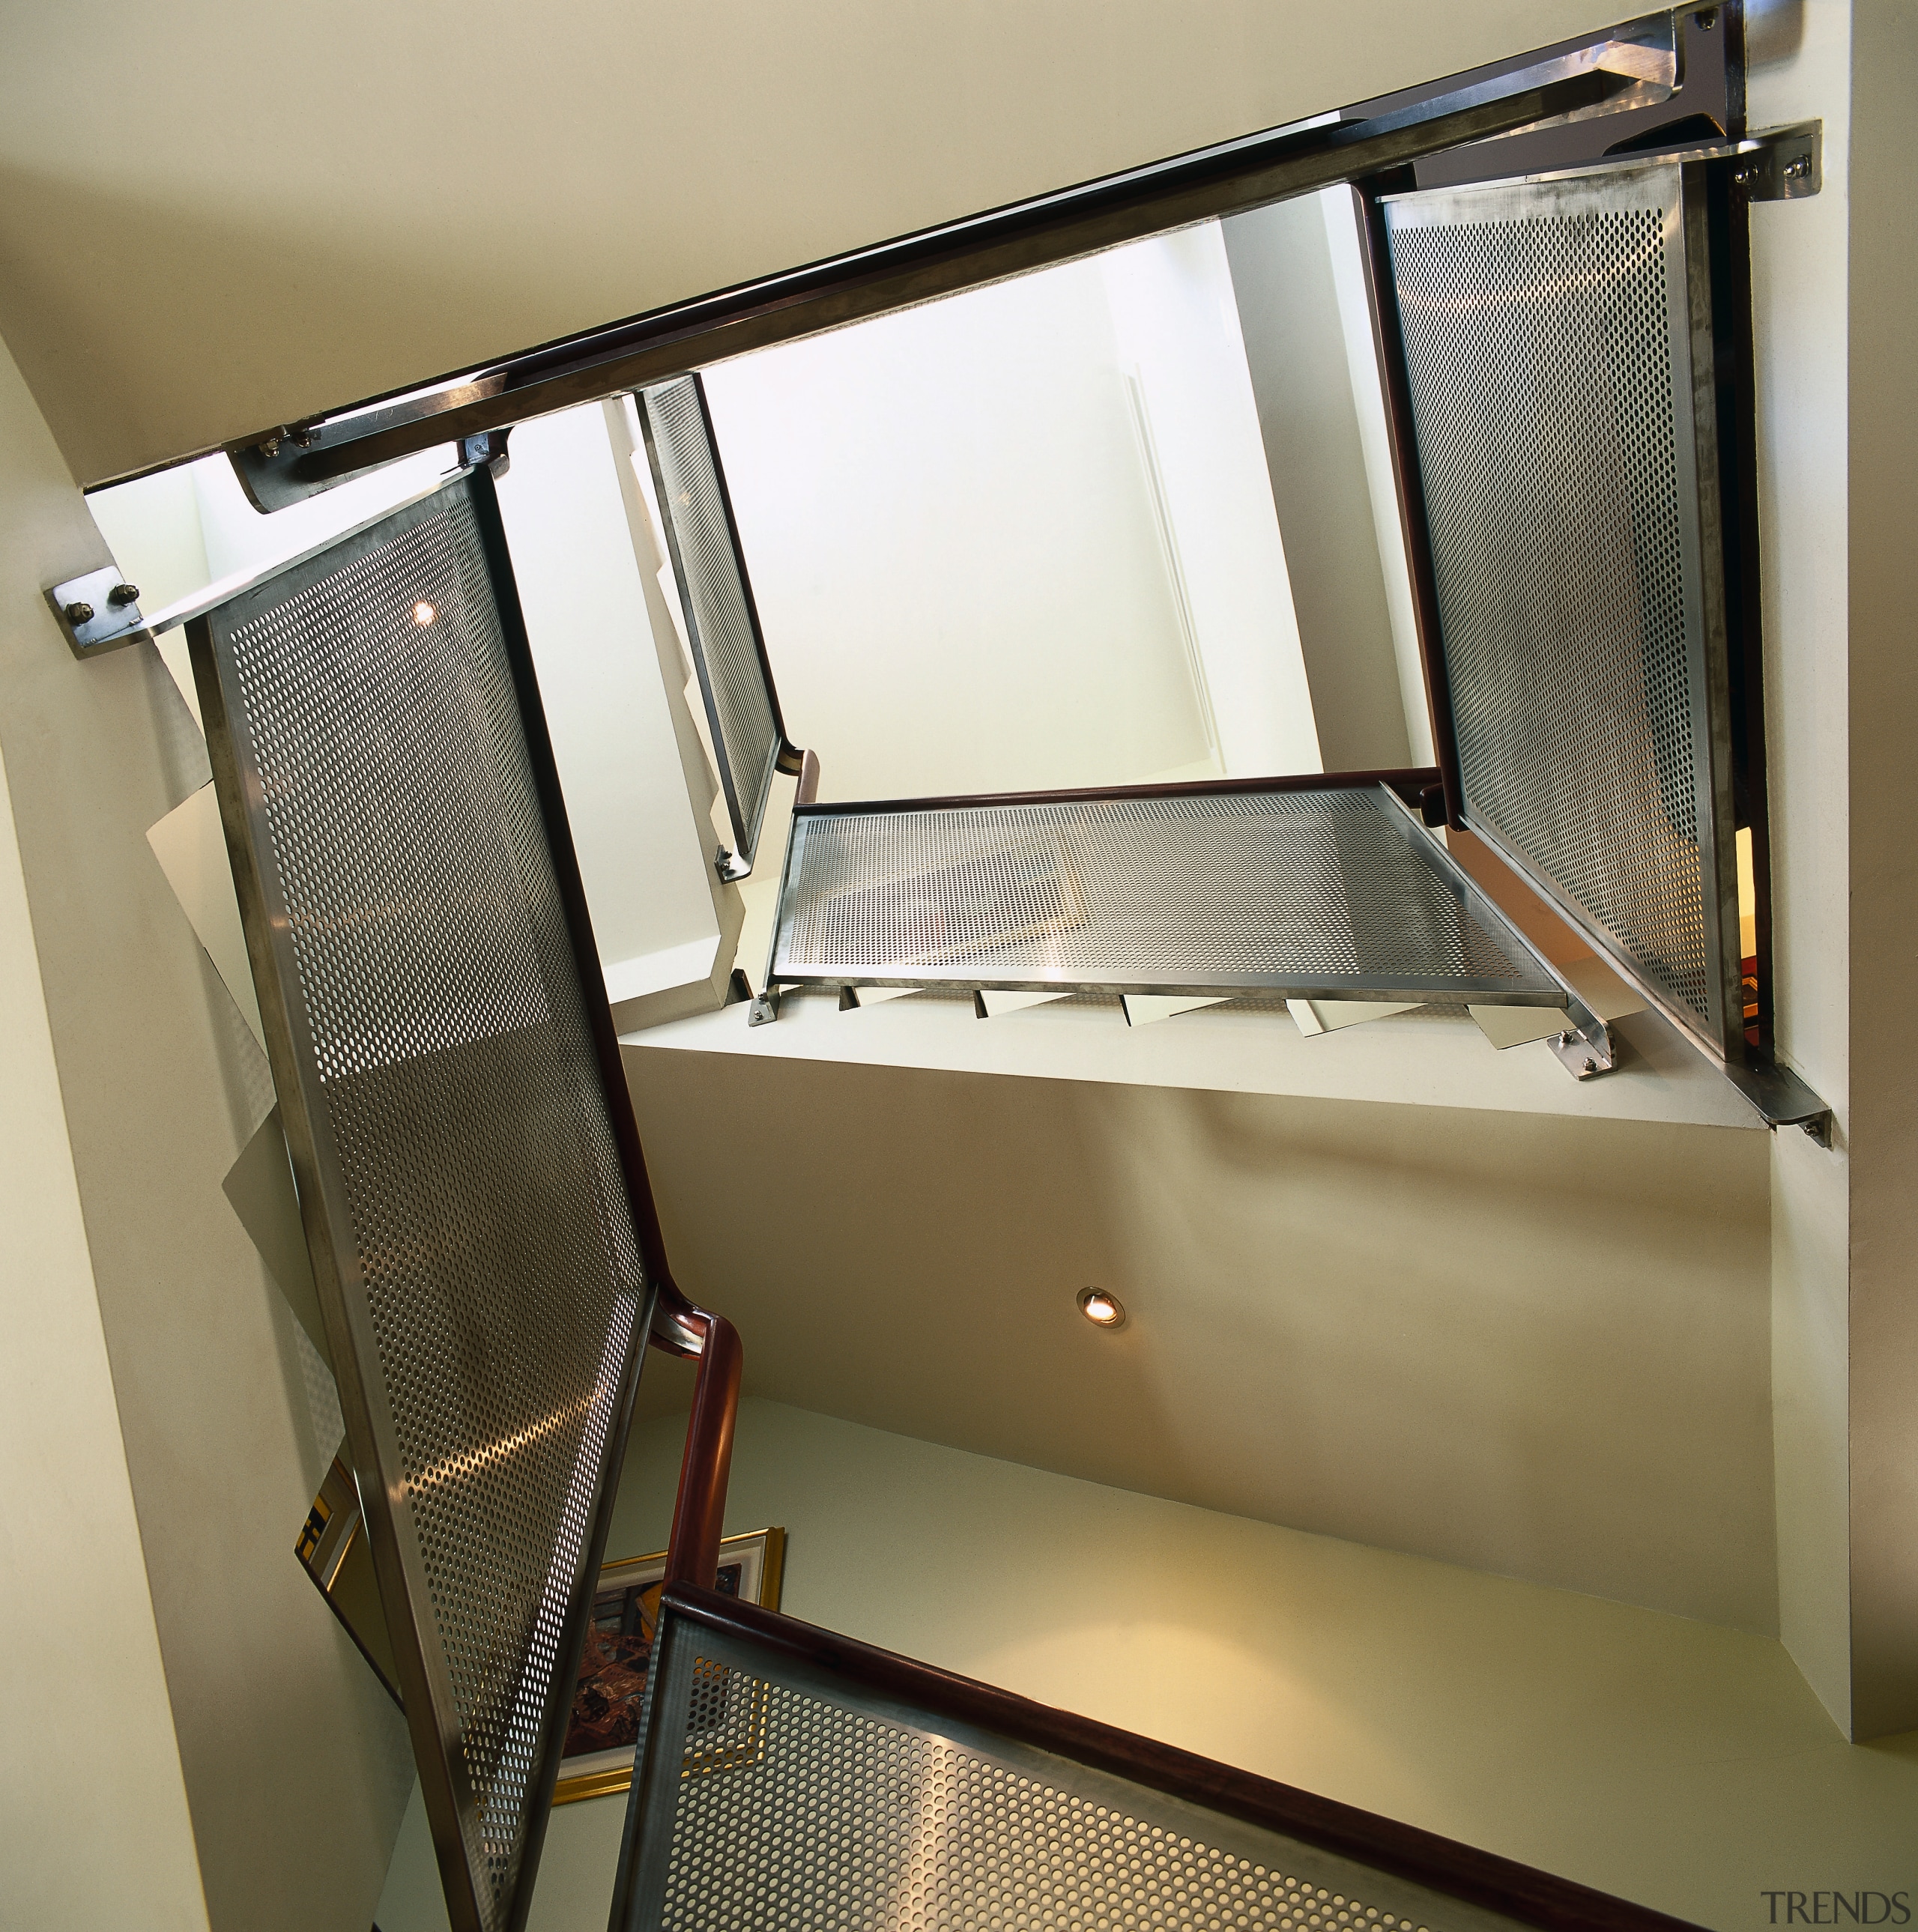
[1844,0,1918,1745]
[0,329,414,1928]
[0,681,210,1928]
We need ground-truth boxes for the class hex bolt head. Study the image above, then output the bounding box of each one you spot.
[64,600,95,625]
[108,582,140,606]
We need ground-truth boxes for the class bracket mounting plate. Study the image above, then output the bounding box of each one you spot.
[1734,120,1821,202]
[46,566,150,658]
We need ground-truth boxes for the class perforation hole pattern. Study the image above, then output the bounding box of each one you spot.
[1387,175,1713,1029]
[772,788,1558,999]
[220,490,645,1932]
[644,376,780,861]
[659,1660,1450,1932]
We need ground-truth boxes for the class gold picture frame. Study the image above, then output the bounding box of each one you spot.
[552,1527,786,1805]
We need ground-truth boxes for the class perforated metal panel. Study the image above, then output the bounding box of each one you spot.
[639,375,784,869]
[190,473,651,1932]
[1383,160,1739,1054]
[767,785,1563,1005]
[616,1607,1524,1932]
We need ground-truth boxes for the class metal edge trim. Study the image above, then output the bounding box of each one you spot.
[1461,811,1724,1060]
[1373,786,1609,1062]
[1375,127,1812,207]
[758,805,808,999]
[608,1610,701,1932]
[766,973,1571,1002]
[1675,157,1749,1062]
[634,384,751,861]
[465,462,659,1932]
[788,768,1438,819]
[688,372,792,867]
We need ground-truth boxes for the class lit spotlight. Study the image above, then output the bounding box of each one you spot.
[1077,1287,1127,1330]
[412,600,438,626]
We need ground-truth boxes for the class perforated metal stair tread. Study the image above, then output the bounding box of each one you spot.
[767,785,1565,1007]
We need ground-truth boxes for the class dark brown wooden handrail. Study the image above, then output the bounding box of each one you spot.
[658,1306,742,1591]
[232,64,1627,505]
[656,1583,1706,1932]
[793,747,821,808]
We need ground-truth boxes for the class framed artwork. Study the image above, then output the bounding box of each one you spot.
[552,1527,785,1805]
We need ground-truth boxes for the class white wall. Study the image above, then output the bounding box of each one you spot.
[85,413,728,1012]
[0,328,417,1931]
[1221,190,1410,772]
[620,1042,1776,1632]
[376,1399,1918,1932]
[700,221,1325,801]
[701,249,1214,799]
[1319,187,1435,769]
[1749,0,1857,1736]
[494,405,723,999]
[1101,224,1322,777]
[0,685,208,1928]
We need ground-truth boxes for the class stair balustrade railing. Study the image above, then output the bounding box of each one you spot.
[608,1324,1702,1932]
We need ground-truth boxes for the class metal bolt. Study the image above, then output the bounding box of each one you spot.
[258,434,282,459]
[1733,165,1758,187]
[108,581,140,607]
[64,601,94,625]
[1557,1030,1575,1048]
[1784,156,1811,181]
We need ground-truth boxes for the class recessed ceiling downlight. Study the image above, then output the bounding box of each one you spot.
[1077,1287,1127,1330]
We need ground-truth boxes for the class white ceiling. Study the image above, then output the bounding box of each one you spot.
[0,0,1625,483]
[623,1037,1776,1633]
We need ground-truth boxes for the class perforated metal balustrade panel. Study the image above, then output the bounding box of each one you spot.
[189,473,650,1932]
[638,374,784,870]
[617,1609,1525,1932]
[1383,160,1739,1055]
[768,785,1561,1005]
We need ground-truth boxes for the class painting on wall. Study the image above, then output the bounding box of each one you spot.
[552,1527,786,1804]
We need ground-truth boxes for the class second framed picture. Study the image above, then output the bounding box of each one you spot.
[552,1527,786,1805]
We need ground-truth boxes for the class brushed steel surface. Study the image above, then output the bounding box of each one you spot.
[638,375,783,873]
[619,1606,1528,1932]
[767,784,1566,1008]
[189,473,650,1932]
[1382,159,1741,1059]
